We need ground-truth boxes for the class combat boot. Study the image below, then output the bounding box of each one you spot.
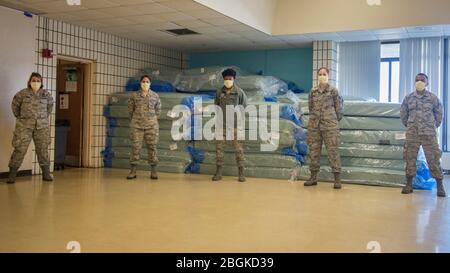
[127,165,137,180]
[42,166,53,182]
[304,171,318,186]
[7,168,18,184]
[333,173,342,189]
[212,166,223,181]
[238,166,246,182]
[437,179,447,198]
[150,165,158,180]
[402,176,414,194]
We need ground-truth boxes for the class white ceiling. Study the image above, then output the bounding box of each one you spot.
[0,0,449,52]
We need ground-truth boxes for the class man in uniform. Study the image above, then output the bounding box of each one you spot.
[400,73,446,197]
[7,72,54,183]
[305,67,344,189]
[127,75,162,180]
[212,68,248,182]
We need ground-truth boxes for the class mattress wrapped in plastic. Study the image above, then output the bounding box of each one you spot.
[200,151,298,169]
[140,67,182,85]
[324,143,404,159]
[174,66,243,92]
[296,101,401,117]
[301,115,405,131]
[340,130,406,146]
[307,157,405,171]
[236,75,288,96]
[293,166,405,187]
[193,139,291,153]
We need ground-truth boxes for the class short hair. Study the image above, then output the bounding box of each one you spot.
[222,68,237,79]
[416,73,429,82]
[140,75,151,82]
[317,67,329,75]
[28,72,44,89]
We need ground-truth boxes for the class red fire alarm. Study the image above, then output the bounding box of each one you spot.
[42,48,53,58]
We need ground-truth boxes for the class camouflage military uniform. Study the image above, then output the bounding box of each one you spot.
[400,90,443,180]
[307,85,344,173]
[215,86,248,168]
[128,90,161,167]
[9,88,54,169]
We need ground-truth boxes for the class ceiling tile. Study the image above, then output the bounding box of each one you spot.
[158,0,207,11]
[173,19,211,28]
[134,2,176,14]
[153,11,195,21]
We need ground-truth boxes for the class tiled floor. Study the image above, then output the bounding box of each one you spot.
[0,168,449,253]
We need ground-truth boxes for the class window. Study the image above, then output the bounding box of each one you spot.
[380,42,400,103]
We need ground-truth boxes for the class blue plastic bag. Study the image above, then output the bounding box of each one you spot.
[280,104,302,126]
[151,80,174,92]
[126,79,140,92]
[412,148,436,190]
[281,147,305,164]
[264,96,278,102]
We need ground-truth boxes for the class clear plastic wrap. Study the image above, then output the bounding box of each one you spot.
[140,67,182,85]
[301,115,405,131]
[174,66,243,92]
[297,101,401,117]
[236,75,288,96]
[306,157,405,171]
[322,143,404,160]
[340,130,406,146]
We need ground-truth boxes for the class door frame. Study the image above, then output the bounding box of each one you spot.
[56,55,95,168]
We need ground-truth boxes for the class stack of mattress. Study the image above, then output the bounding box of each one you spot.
[103,92,193,173]
[291,98,407,187]
[184,98,307,180]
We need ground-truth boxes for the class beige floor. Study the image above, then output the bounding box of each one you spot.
[0,168,449,253]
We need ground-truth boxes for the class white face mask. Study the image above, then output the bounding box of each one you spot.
[415,81,427,92]
[141,82,151,91]
[224,80,234,89]
[318,75,329,85]
[30,82,41,92]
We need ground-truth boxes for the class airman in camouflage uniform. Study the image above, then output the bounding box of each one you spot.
[400,73,446,197]
[213,68,248,182]
[305,68,344,189]
[7,72,54,184]
[127,75,161,180]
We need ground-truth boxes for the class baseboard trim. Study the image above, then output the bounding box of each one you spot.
[0,170,32,179]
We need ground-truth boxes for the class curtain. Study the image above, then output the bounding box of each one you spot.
[399,37,444,101]
[338,41,381,100]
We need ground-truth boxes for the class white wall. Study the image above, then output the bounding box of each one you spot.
[194,0,276,34]
[0,6,36,173]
